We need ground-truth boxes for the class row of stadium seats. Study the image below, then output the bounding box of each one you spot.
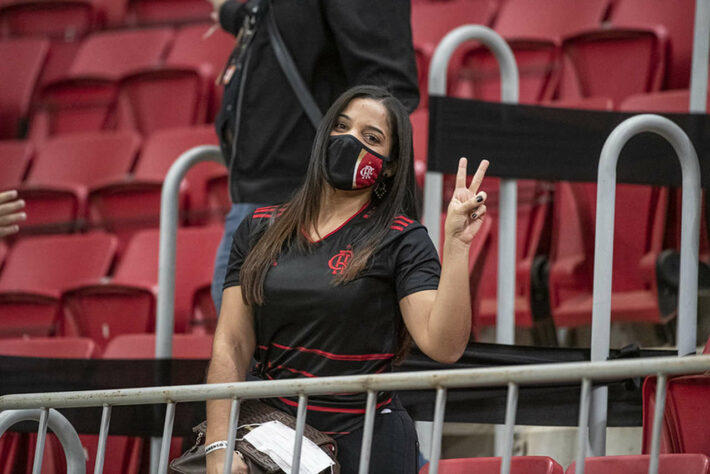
[0,126,228,240]
[0,23,234,140]
[0,227,222,348]
[0,0,699,141]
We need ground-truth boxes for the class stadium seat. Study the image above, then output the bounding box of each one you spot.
[410,0,498,107]
[548,181,669,327]
[420,456,564,473]
[473,179,552,330]
[0,337,96,358]
[0,232,117,338]
[19,131,140,234]
[410,108,428,189]
[704,336,710,354]
[102,333,213,359]
[566,454,710,474]
[124,0,212,26]
[0,38,48,139]
[0,0,102,39]
[88,126,221,244]
[62,226,223,349]
[33,27,173,139]
[115,23,234,134]
[643,375,710,457]
[0,140,32,189]
[607,0,696,90]
[453,0,609,103]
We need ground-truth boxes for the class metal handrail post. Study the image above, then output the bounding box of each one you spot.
[425,25,519,346]
[0,409,86,474]
[153,144,225,472]
[690,0,710,113]
[589,114,701,455]
[648,374,668,474]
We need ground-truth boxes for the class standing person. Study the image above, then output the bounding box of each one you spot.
[206,0,420,312]
[205,86,488,473]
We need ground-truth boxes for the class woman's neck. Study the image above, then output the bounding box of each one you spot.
[309,186,371,240]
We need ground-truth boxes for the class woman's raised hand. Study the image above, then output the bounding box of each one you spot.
[444,158,489,247]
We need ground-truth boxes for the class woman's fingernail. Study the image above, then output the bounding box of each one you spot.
[471,213,477,220]
[476,195,483,203]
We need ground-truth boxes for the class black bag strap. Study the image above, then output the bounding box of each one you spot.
[266,4,323,128]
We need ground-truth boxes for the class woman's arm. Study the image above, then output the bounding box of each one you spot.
[205,285,255,473]
[400,158,489,363]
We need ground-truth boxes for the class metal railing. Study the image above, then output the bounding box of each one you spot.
[1,355,709,474]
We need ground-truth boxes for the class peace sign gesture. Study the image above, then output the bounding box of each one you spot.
[444,158,489,247]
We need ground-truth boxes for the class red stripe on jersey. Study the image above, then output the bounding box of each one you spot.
[252,213,274,219]
[275,365,318,378]
[393,219,410,227]
[255,205,278,212]
[324,430,352,435]
[277,396,393,414]
[270,342,393,361]
[396,215,414,224]
[390,225,404,231]
[257,345,268,351]
[303,201,370,243]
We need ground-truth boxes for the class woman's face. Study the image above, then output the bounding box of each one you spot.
[331,98,393,158]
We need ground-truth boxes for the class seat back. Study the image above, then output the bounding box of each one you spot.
[420,456,564,474]
[494,0,608,39]
[0,0,99,39]
[125,0,212,26]
[0,38,49,139]
[566,454,710,474]
[0,232,117,291]
[102,333,213,359]
[0,337,96,358]
[0,140,32,188]
[609,0,696,89]
[665,376,710,456]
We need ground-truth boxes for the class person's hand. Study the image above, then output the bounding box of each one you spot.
[206,449,248,474]
[444,158,489,247]
[0,190,26,238]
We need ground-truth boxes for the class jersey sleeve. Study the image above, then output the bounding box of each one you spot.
[393,226,441,301]
[223,213,259,290]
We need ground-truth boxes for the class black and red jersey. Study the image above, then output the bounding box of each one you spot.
[223,203,440,434]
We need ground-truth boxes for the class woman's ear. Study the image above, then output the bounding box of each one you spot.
[383,161,398,178]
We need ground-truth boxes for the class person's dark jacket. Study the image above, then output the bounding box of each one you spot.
[216,0,420,204]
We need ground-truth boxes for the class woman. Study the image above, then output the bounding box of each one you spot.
[206,85,488,474]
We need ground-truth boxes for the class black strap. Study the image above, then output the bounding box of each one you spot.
[266,5,323,129]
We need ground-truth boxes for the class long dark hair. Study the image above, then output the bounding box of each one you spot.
[240,86,418,310]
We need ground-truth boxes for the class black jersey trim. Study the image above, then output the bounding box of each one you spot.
[270,341,394,361]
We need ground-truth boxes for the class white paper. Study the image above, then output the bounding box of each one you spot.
[243,420,335,474]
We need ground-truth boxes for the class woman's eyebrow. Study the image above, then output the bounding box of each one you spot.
[364,125,385,136]
[338,113,351,120]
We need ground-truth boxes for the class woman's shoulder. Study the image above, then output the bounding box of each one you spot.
[380,213,433,247]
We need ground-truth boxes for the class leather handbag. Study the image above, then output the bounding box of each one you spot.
[169,399,340,474]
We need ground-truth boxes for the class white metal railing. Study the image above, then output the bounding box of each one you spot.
[1,354,709,474]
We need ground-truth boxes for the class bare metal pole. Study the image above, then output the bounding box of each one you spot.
[500,382,519,474]
[358,391,378,474]
[152,145,224,472]
[157,402,176,474]
[575,378,592,474]
[31,407,49,474]
[690,0,710,113]
[223,398,241,474]
[648,374,668,474]
[428,388,448,474]
[589,114,701,455]
[291,394,308,474]
[94,404,112,474]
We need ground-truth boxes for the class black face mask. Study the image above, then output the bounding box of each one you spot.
[325,134,391,190]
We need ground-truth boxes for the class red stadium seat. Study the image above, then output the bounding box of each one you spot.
[410,108,428,189]
[0,232,117,338]
[566,454,710,474]
[0,140,32,189]
[0,337,96,358]
[473,179,552,329]
[410,0,498,107]
[608,0,696,90]
[453,0,609,103]
[19,131,140,234]
[420,456,564,473]
[88,126,222,245]
[548,181,669,327]
[62,226,222,349]
[0,0,101,39]
[125,0,212,26]
[102,333,213,359]
[115,23,234,133]
[0,38,48,139]
[33,27,173,139]
[704,336,710,354]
